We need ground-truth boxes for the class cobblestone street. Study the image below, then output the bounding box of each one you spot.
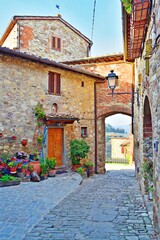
[23,165,157,240]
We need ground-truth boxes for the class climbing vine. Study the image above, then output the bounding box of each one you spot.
[121,0,132,14]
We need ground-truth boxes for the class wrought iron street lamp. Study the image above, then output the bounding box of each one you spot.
[106,70,118,96]
[106,70,139,106]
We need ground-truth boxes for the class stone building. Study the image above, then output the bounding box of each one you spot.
[122,0,160,236]
[0,15,92,62]
[0,46,104,166]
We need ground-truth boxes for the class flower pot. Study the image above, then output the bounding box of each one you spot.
[72,164,81,172]
[48,169,56,177]
[44,173,48,179]
[21,139,28,146]
[11,157,16,161]
[26,170,31,176]
[10,167,17,174]
[29,161,41,175]
[21,168,26,173]
[0,133,3,138]
[17,163,22,169]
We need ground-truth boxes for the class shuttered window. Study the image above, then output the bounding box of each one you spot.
[81,127,88,137]
[52,36,61,51]
[48,72,61,95]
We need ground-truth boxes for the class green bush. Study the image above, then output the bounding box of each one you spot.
[45,156,56,170]
[69,139,90,165]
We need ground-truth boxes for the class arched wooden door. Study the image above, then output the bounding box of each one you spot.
[48,128,63,167]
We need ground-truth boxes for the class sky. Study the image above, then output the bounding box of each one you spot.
[106,114,131,127]
[0,0,123,56]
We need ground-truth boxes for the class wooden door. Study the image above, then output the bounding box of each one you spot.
[48,128,63,167]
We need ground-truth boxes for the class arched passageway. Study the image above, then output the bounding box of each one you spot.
[141,96,153,195]
[105,114,132,166]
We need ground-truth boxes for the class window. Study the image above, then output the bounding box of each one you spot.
[81,82,84,87]
[48,72,61,95]
[121,147,124,154]
[81,127,88,138]
[51,36,61,51]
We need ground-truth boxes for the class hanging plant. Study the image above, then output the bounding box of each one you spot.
[33,102,45,120]
[121,0,132,14]
[36,135,44,144]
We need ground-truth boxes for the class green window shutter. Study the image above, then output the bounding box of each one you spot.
[145,39,152,76]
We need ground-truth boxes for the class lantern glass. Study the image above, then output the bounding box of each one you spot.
[108,77,117,90]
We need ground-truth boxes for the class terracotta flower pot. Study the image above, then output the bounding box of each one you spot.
[72,164,81,172]
[29,161,41,175]
[0,133,3,138]
[48,169,56,177]
[21,139,28,146]
[10,167,17,174]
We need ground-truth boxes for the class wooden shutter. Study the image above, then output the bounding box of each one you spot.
[48,72,54,93]
[56,74,60,94]
[57,38,61,51]
[52,36,61,51]
[48,72,61,94]
[52,37,56,49]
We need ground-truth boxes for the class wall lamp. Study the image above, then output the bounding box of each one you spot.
[106,70,139,106]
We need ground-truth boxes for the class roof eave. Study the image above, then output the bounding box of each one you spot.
[0,19,16,46]
[0,47,105,81]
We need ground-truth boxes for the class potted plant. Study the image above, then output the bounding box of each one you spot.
[0,174,21,187]
[21,164,27,173]
[76,167,84,176]
[122,0,132,14]
[8,162,17,174]
[28,164,34,173]
[45,156,56,177]
[84,161,94,177]
[69,139,90,171]
[40,161,49,180]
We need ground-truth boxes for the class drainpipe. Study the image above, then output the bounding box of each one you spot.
[94,82,98,173]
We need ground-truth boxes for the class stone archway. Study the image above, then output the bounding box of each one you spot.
[96,106,132,173]
[142,96,153,192]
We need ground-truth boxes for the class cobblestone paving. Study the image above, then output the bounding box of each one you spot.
[23,169,158,240]
[0,173,82,240]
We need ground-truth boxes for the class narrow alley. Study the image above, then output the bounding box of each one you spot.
[23,166,157,240]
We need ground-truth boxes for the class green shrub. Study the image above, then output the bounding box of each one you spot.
[69,139,90,165]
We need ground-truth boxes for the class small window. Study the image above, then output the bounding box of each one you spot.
[52,36,61,51]
[52,103,58,113]
[48,72,61,95]
[81,82,84,87]
[81,127,88,138]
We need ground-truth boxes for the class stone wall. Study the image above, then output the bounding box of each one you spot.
[3,18,90,62]
[134,0,160,235]
[0,53,96,165]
